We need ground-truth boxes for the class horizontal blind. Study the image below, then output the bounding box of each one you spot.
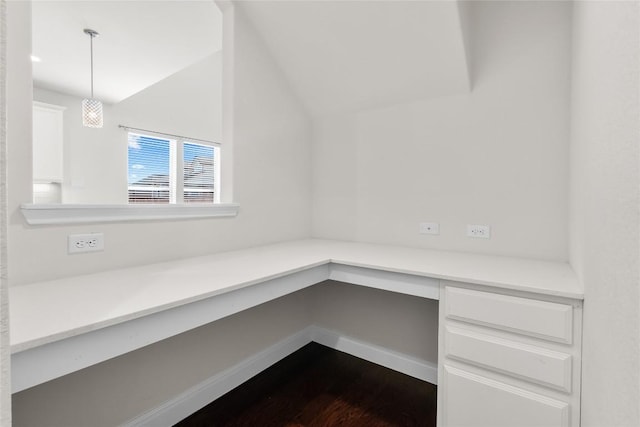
[183,142,215,203]
[127,133,172,204]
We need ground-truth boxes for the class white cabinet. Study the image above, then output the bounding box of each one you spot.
[441,365,570,427]
[33,101,65,183]
[438,282,582,427]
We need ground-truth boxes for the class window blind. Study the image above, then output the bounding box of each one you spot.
[183,142,215,203]
[126,131,219,204]
[127,133,172,204]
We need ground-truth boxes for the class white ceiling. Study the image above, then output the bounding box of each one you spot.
[32,1,222,104]
[238,0,471,116]
[33,1,471,114]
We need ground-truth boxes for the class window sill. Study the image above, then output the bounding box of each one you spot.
[20,203,239,225]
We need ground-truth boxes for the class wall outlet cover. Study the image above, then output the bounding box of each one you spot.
[419,222,440,235]
[467,224,491,239]
[68,233,104,254]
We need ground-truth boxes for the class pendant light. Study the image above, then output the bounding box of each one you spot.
[82,28,103,128]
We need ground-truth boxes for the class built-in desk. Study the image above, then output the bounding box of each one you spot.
[10,239,583,426]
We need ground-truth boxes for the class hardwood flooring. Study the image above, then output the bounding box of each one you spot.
[175,342,437,427]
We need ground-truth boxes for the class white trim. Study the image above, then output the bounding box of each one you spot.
[119,125,220,148]
[20,203,239,225]
[121,326,315,427]
[32,100,67,112]
[329,263,440,300]
[310,325,438,385]
[213,145,221,204]
[119,325,437,427]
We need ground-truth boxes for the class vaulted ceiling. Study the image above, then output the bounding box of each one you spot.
[32,0,471,115]
[238,0,471,116]
[31,1,222,104]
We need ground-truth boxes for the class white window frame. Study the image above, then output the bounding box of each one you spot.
[127,131,221,205]
[181,140,221,205]
[21,131,234,225]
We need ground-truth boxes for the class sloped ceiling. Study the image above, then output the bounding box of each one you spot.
[31,1,222,104]
[238,0,471,116]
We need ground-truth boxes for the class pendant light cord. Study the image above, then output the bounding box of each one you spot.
[84,29,99,99]
[90,34,94,98]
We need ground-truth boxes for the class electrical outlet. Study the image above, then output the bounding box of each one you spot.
[68,233,104,254]
[467,224,491,239]
[419,222,440,235]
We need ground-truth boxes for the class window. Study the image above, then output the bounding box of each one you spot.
[183,142,215,203]
[127,132,219,204]
[127,134,171,203]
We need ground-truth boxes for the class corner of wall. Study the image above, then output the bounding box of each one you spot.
[568,2,640,425]
[0,0,12,423]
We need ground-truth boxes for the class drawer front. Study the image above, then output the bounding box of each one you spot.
[444,287,573,343]
[445,326,572,392]
[442,365,570,427]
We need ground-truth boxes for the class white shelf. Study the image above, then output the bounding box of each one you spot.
[20,203,240,225]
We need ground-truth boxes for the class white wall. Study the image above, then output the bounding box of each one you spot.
[0,0,11,424]
[569,2,640,426]
[311,281,439,364]
[7,2,312,286]
[33,51,223,204]
[33,89,122,203]
[115,51,223,143]
[312,1,572,262]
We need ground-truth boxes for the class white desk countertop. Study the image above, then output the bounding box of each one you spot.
[10,239,582,354]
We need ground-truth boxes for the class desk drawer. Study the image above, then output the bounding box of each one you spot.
[444,287,573,343]
[445,326,572,392]
[442,365,570,427]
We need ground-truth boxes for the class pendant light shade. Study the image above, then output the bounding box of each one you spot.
[82,29,103,128]
[82,98,103,128]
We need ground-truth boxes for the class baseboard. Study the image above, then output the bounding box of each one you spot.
[120,326,314,427]
[121,325,437,426]
[310,325,438,385]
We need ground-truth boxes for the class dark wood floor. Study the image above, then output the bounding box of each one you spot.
[175,342,437,427]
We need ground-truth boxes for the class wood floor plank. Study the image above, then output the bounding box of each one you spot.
[175,343,437,427]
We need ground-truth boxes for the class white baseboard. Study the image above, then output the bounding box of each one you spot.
[121,326,314,427]
[121,325,437,427]
[310,325,438,385]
